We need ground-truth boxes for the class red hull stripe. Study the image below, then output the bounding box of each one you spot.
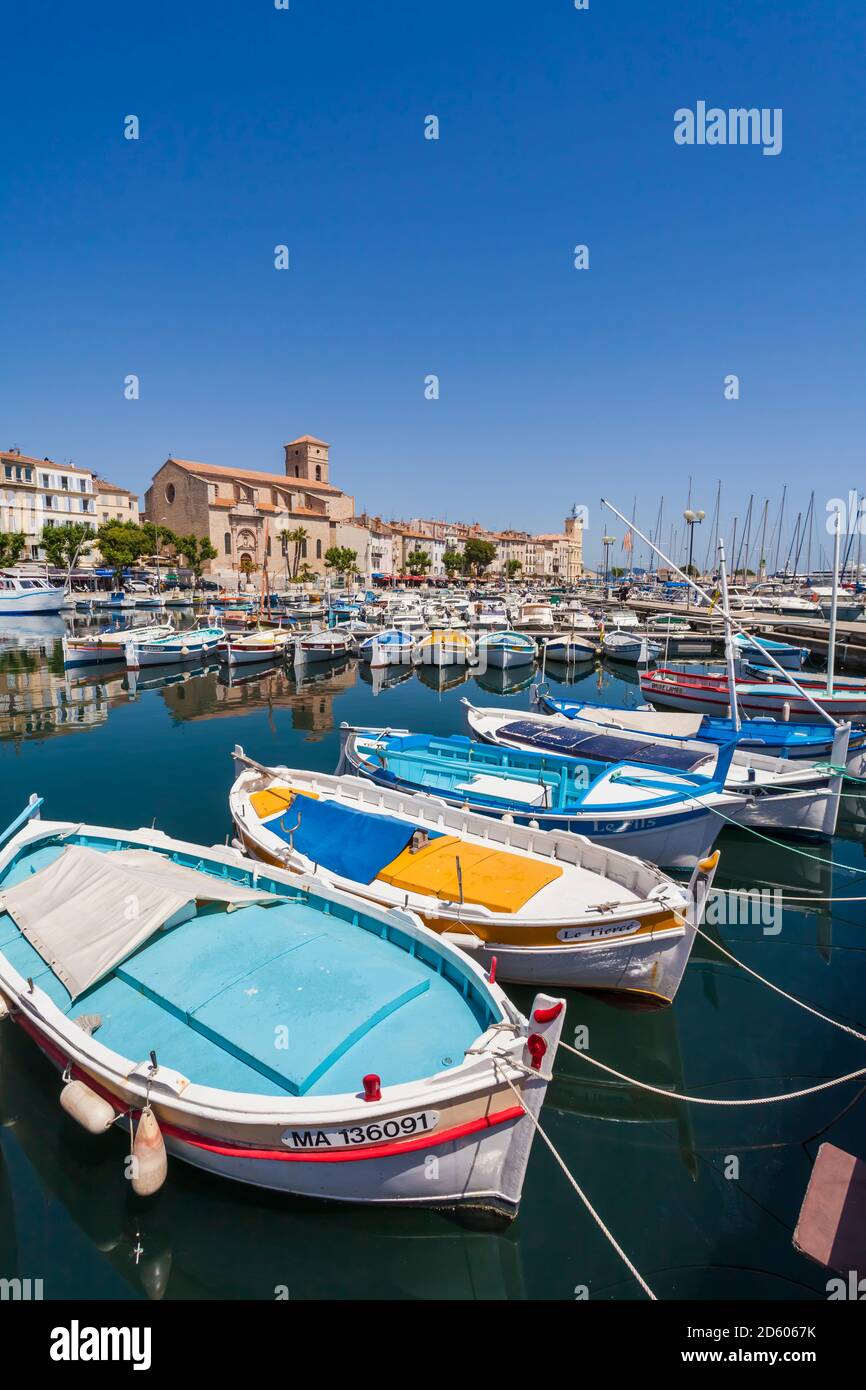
[14,1013,525,1163]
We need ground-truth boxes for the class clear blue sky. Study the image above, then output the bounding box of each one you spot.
[2,0,864,569]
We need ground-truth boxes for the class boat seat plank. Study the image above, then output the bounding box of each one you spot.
[377,836,562,912]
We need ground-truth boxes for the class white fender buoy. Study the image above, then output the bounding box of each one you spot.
[60,1079,116,1134]
[0,993,9,1021]
[132,1106,168,1196]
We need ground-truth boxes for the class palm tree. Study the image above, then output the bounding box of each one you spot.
[281,526,309,581]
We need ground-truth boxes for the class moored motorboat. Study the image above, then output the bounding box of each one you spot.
[731,634,809,670]
[0,571,65,615]
[230,749,720,1004]
[0,797,565,1223]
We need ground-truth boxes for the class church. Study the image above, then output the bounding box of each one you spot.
[144,437,369,579]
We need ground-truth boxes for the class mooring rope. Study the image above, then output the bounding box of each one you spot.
[687,794,866,874]
[558,1038,866,1105]
[492,1057,657,1300]
[691,925,866,1041]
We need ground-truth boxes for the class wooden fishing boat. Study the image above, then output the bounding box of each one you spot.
[476,630,536,670]
[230,749,720,1004]
[462,702,847,839]
[358,628,415,667]
[337,724,742,869]
[415,629,476,668]
[731,634,809,670]
[640,667,866,721]
[62,622,173,668]
[602,631,662,664]
[533,690,866,775]
[294,630,353,664]
[216,628,296,665]
[124,626,225,670]
[0,797,564,1223]
[542,634,598,663]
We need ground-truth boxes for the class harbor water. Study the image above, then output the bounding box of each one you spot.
[1,617,865,1300]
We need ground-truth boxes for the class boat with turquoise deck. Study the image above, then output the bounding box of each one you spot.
[62,621,174,668]
[476,630,536,670]
[230,748,721,1003]
[0,796,564,1222]
[337,724,742,868]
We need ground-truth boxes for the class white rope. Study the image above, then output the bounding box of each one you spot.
[693,924,866,1041]
[558,1039,866,1105]
[721,890,866,905]
[492,1058,657,1300]
[690,794,866,874]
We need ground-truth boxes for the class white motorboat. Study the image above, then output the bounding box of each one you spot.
[0,571,65,615]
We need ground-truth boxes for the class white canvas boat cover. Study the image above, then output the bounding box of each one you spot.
[580,707,705,737]
[0,845,278,999]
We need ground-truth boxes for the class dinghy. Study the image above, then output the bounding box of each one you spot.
[230,749,720,1004]
[124,625,225,670]
[63,623,174,668]
[462,702,846,839]
[533,690,866,775]
[0,796,564,1223]
[337,725,741,868]
[415,629,476,668]
[476,631,536,670]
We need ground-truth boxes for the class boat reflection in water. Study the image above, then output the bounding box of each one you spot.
[0,1024,525,1301]
[415,662,473,695]
[473,664,537,697]
[358,662,415,696]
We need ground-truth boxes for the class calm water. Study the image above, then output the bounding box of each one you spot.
[1,615,865,1300]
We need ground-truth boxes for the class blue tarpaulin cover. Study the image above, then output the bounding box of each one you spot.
[264,797,418,883]
[502,721,709,771]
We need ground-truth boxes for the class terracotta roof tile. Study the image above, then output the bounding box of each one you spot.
[167,457,340,494]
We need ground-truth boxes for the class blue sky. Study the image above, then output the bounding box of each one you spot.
[2,1,864,568]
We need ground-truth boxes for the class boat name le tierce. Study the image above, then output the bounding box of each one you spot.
[674,102,782,156]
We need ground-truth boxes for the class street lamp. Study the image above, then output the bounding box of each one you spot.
[682,509,705,609]
[601,534,616,597]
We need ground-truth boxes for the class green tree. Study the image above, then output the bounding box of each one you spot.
[406,548,431,576]
[505,558,522,579]
[175,534,218,579]
[462,538,496,576]
[0,531,27,567]
[324,546,358,583]
[442,547,463,578]
[96,520,146,584]
[140,522,178,559]
[281,526,309,580]
[40,523,93,585]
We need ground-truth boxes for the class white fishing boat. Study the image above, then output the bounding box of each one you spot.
[514,601,555,631]
[230,749,720,1004]
[542,634,598,664]
[358,628,416,667]
[731,633,809,670]
[124,625,225,669]
[463,702,847,839]
[477,630,536,670]
[0,571,65,615]
[415,629,476,668]
[216,628,296,665]
[63,622,174,668]
[602,630,662,664]
[0,796,564,1222]
[294,629,353,664]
